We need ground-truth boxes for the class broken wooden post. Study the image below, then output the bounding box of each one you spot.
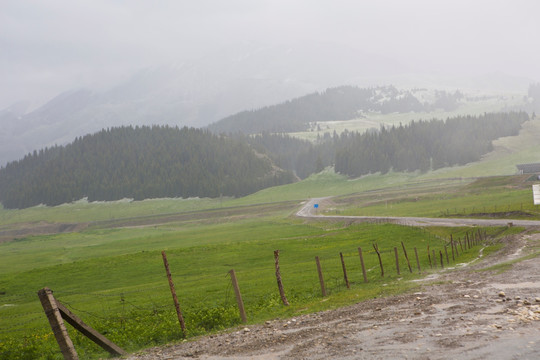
[56,302,126,356]
[340,252,350,289]
[358,247,368,283]
[37,287,79,360]
[274,250,289,306]
[38,288,127,358]
[229,269,247,323]
[162,251,186,334]
[315,256,327,297]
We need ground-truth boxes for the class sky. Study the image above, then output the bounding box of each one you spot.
[1,0,539,110]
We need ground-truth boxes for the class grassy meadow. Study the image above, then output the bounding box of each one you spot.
[0,171,526,359]
[333,175,540,219]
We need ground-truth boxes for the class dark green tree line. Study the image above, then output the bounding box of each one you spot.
[0,126,295,209]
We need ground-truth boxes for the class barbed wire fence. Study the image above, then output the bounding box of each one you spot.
[0,229,489,358]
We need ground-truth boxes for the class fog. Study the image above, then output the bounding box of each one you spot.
[1,0,540,110]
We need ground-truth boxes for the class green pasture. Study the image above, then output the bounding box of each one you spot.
[334,175,540,219]
[0,209,509,359]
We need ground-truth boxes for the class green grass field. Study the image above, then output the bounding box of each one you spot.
[0,173,524,360]
[332,175,540,219]
[0,210,510,359]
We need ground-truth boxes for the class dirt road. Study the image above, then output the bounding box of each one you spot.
[127,203,540,360]
[296,197,540,227]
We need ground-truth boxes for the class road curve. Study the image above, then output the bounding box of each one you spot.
[297,198,540,227]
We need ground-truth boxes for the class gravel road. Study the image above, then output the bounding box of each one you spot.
[297,197,540,228]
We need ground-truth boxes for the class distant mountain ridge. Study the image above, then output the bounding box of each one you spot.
[0,41,404,167]
[0,41,534,167]
[208,86,463,134]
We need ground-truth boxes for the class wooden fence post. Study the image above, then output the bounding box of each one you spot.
[427,245,432,269]
[373,243,384,277]
[315,256,327,297]
[401,241,412,273]
[229,269,247,323]
[340,252,350,289]
[444,246,449,264]
[358,247,368,283]
[37,287,79,360]
[439,250,444,269]
[161,251,186,334]
[450,235,455,261]
[394,247,400,275]
[274,250,289,306]
[414,247,421,273]
[38,288,127,358]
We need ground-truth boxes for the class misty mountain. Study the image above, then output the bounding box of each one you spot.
[0,41,404,167]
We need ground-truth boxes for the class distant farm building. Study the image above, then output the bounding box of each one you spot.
[516,163,540,174]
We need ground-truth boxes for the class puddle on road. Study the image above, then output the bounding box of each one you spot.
[490,282,540,290]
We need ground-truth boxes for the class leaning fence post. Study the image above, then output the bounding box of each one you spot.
[401,241,412,273]
[161,251,186,334]
[274,250,289,306]
[394,247,400,275]
[373,243,384,277]
[340,252,350,289]
[414,247,421,273]
[450,235,455,261]
[315,256,327,297]
[358,247,368,283]
[37,287,79,360]
[229,269,247,323]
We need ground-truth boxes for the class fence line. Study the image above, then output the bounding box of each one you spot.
[2,231,490,359]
